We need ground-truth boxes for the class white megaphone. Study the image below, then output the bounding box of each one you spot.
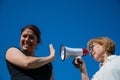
[60,45,88,61]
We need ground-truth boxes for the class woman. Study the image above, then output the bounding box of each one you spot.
[73,37,120,80]
[6,24,55,80]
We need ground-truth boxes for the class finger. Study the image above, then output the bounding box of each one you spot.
[49,44,53,48]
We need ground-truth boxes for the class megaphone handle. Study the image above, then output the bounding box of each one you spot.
[75,56,82,69]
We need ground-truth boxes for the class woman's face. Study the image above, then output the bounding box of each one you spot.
[20,28,38,54]
[90,43,106,63]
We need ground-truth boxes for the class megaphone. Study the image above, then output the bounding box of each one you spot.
[60,45,88,61]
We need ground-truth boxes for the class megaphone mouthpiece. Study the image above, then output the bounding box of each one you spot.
[82,48,88,56]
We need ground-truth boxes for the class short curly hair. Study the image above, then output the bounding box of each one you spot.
[87,37,115,55]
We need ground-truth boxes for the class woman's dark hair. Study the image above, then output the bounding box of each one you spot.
[21,24,41,43]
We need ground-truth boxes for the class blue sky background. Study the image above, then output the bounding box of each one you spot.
[0,0,120,80]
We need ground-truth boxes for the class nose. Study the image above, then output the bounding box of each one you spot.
[90,50,95,56]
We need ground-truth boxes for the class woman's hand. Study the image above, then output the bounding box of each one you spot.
[73,57,86,72]
[49,44,55,61]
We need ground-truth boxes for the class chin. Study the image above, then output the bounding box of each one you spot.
[93,57,99,61]
[22,47,29,51]
[22,48,28,51]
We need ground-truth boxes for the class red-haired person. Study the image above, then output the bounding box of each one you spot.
[73,37,120,80]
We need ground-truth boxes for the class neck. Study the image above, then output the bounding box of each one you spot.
[102,53,111,64]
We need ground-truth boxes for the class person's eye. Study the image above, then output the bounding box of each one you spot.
[29,36,34,39]
[22,35,27,38]
[89,45,93,52]
[89,45,96,52]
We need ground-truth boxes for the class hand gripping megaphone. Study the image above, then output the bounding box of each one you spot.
[60,45,88,61]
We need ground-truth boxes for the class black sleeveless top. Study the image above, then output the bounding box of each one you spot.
[6,49,53,80]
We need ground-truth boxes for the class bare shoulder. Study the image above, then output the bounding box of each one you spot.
[6,47,19,52]
[5,47,27,67]
[6,47,24,60]
[6,47,20,55]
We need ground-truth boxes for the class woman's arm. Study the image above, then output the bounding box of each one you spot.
[5,44,55,69]
[50,70,54,80]
[73,57,89,80]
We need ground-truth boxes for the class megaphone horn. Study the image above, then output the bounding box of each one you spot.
[60,45,88,61]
